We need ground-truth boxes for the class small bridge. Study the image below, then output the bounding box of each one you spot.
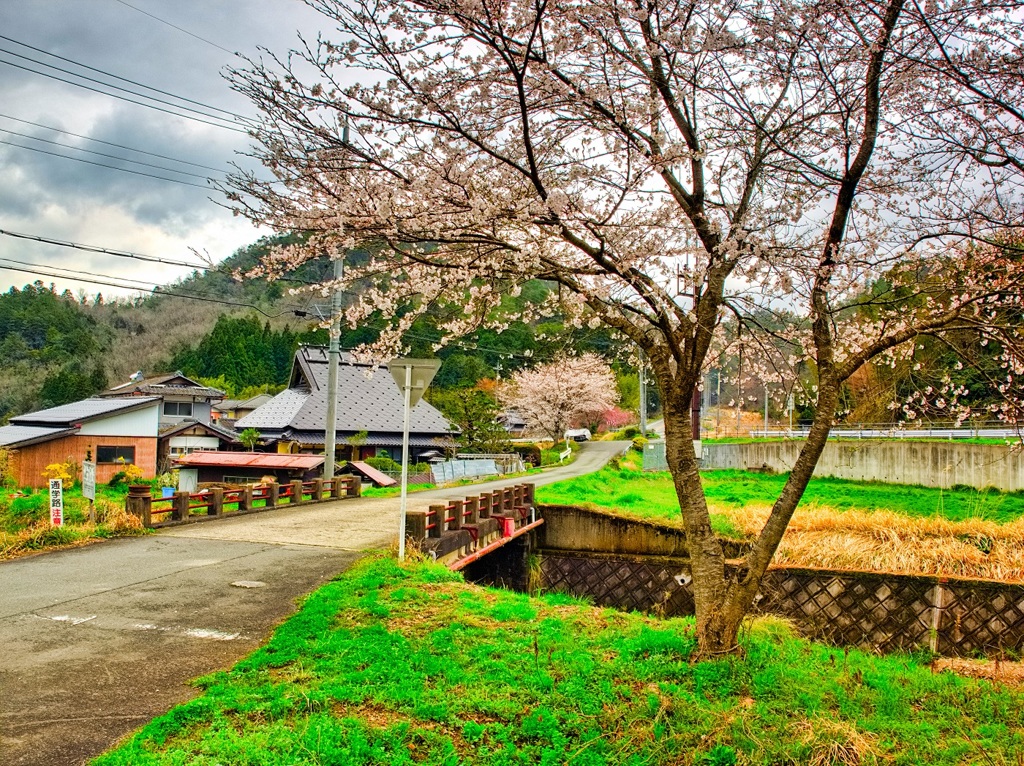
[406,483,540,570]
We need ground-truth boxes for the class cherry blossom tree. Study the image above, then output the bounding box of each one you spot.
[499,353,618,442]
[226,0,1024,655]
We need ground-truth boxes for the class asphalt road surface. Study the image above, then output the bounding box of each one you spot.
[0,440,625,766]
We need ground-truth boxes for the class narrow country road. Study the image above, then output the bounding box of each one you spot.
[0,441,625,766]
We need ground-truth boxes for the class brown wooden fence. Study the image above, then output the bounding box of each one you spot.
[125,476,361,528]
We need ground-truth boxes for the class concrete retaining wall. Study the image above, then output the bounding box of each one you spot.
[702,440,1024,491]
[540,504,748,559]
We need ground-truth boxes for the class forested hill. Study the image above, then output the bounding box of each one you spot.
[0,233,621,420]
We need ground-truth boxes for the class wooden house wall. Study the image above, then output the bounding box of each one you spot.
[9,435,158,488]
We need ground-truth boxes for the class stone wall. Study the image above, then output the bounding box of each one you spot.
[701,440,1024,491]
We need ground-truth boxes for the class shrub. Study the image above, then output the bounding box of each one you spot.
[514,444,542,466]
[632,435,648,452]
[42,459,77,484]
[108,458,144,487]
[365,456,401,473]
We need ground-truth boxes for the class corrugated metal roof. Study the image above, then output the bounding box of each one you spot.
[0,425,77,448]
[173,452,324,469]
[10,397,160,426]
[346,461,398,487]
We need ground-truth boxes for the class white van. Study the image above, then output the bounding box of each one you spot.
[564,428,592,442]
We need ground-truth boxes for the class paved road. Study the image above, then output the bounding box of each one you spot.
[0,441,625,766]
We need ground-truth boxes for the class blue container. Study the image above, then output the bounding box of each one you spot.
[161,486,175,498]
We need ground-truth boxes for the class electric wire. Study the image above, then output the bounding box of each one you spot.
[0,34,244,119]
[0,128,215,179]
[0,253,286,308]
[111,0,238,57]
[0,138,212,188]
[0,256,164,290]
[0,227,318,287]
[0,227,211,269]
[0,58,248,134]
[0,112,226,172]
[0,262,298,317]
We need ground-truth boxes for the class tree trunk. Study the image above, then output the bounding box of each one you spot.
[661,381,734,655]
[662,373,842,657]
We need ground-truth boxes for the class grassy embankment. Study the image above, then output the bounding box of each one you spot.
[0,483,144,559]
[536,452,1024,581]
[94,555,1024,765]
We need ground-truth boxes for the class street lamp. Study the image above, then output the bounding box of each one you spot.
[387,357,442,560]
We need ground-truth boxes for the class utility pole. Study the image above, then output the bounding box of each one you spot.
[763,384,769,436]
[639,365,647,437]
[324,255,344,480]
[736,324,743,434]
[716,369,722,436]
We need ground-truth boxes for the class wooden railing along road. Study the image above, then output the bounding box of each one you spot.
[126,476,361,529]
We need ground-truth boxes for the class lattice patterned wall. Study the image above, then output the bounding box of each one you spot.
[539,551,1024,656]
[541,552,694,617]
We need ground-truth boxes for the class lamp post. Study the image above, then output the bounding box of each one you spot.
[388,357,441,560]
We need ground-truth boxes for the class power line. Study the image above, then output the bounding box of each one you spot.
[0,227,318,287]
[0,128,214,179]
[0,112,226,172]
[0,58,248,134]
[0,256,163,290]
[0,138,212,188]
[0,227,211,269]
[111,0,238,57]
[0,34,244,119]
[0,262,296,317]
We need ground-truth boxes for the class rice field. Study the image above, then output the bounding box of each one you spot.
[535,453,1024,581]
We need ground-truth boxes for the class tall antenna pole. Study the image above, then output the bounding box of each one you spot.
[324,254,344,479]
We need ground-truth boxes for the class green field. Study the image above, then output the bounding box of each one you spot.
[535,456,1024,527]
[94,556,1024,765]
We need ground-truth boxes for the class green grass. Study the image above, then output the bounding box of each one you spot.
[362,482,438,498]
[535,457,1024,526]
[94,556,1024,765]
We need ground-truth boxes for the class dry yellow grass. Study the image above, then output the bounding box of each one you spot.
[715,502,1024,582]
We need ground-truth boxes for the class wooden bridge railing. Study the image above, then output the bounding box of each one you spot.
[126,475,361,528]
[406,483,536,543]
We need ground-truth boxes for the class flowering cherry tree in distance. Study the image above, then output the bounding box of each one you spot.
[227,0,1024,654]
[499,353,618,442]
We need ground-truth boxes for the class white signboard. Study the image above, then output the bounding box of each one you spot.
[49,478,64,526]
[82,460,96,501]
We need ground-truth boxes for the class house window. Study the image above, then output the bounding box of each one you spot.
[97,446,135,464]
[163,401,193,417]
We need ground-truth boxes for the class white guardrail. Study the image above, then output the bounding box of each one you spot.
[749,428,1021,440]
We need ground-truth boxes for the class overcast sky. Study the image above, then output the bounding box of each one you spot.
[0,0,331,298]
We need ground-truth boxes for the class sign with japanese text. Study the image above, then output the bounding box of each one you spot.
[82,460,96,501]
[49,478,63,526]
